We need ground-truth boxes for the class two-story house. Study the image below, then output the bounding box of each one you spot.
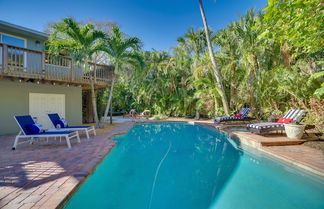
[0,20,113,135]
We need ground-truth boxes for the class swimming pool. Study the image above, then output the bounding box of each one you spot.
[64,123,324,209]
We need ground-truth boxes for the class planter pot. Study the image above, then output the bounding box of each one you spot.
[284,124,306,139]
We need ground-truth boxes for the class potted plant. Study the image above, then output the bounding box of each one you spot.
[284,120,306,139]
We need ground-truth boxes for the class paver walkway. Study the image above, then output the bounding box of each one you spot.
[0,122,134,209]
[262,145,324,176]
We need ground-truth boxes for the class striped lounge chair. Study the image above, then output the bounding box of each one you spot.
[214,108,251,124]
[247,109,305,134]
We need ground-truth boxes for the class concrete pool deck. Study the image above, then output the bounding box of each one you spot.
[0,118,323,209]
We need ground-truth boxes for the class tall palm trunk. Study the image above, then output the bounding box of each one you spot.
[90,75,99,127]
[248,54,258,118]
[103,75,116,122]
[86,61,99,127]
[198,0,230,115]
[229,62,237,110]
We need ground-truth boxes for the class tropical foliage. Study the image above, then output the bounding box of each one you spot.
[106,1,323,125]
[101,26,143,121]
[48,18,106,126]
[47,0,323,127]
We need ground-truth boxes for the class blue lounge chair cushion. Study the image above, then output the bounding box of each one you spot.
[55,119,68,128]
[15,115,36,135]
[48,113,69,128]
[60,126,91,129]
[26,124,45,134]
[37,131,74,135]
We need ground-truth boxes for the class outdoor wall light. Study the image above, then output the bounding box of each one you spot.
[35,40,41,46]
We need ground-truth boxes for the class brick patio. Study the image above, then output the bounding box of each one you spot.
[0,122,134,209]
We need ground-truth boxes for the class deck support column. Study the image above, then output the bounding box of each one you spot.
[41,52,46,78]
[3,44,8,73]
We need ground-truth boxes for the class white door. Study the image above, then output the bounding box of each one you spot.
[29,93,65,129]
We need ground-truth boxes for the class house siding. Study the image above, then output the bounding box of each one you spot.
[0,80,82,135]
[26,37,45,51]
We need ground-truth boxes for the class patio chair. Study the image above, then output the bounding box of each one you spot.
[123,109,138,118]
[247,109,306,135]
[214,108,252,124]
[48,113,96,139]
[13,115,80,149]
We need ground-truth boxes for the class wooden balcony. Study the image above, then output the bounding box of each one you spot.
[0,43,113,89]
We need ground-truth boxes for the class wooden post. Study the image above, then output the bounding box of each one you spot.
[70,59,75,81]
[3,44,8,73]
[41,52,46,78]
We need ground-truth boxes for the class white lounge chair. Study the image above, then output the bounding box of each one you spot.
[13,115,80,149]
[48,113,96,139]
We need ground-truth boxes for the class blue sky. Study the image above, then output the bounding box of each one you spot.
[0,0,267,51]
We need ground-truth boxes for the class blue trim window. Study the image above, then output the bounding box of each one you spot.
[0,34,26,68]
[1,34,25,48]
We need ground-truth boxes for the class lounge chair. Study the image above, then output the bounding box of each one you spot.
[247,109,305,134]
[214,108,252,124]
[123,109,138,118]
[48,113,96,139]
[13,115,80,149]
[139,110,150,119]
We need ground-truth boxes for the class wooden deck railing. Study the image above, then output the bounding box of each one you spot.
[0,43,113,87]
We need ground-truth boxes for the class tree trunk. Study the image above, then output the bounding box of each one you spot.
[195,109,200,120]
[248,54,258,118]
[280,42,291,70]
[198,0,230,115]
[103,75,116,122]
[214,97,219,115]
[90,76,99,127]
[229,62,237,110]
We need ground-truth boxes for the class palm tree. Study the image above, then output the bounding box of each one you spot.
[198,0,230,115]
[102,26,143,122]
[234,9,263,117]
[213,23,240,110]
[48,18,105,127]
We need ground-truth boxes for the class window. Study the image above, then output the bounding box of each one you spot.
[1,34,25,48]
[0,34,26,68]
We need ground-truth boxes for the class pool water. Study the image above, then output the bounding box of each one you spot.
[224,127,250,132]
[64,123,324,209]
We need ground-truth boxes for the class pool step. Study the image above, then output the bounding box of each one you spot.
[261,140,306,147]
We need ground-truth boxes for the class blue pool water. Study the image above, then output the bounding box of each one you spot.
[224,127,250,132]
[64,123,324,209]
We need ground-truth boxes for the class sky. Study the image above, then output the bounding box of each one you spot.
[0,0,268,51]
